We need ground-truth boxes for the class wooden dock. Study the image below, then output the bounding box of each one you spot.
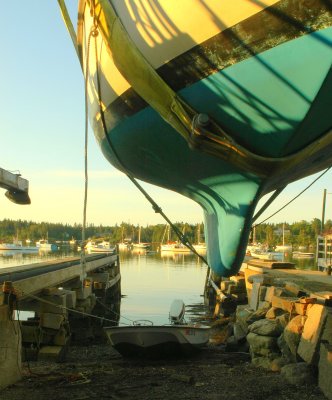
[0,252,121,389]
[0,253,119,299]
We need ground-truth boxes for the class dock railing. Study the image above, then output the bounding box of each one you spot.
[316,235,332,273]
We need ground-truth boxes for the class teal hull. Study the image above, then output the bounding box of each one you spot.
[89,11,332,277]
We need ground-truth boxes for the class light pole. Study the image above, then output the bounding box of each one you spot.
[322,189,327,233]
[321,189,332,234]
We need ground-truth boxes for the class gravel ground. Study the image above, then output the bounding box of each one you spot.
[2,341,326,400]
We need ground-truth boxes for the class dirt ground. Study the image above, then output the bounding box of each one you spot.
[2,339,326,400]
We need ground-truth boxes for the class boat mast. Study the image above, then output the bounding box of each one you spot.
[121,226,124,243]
[282,223,285,247]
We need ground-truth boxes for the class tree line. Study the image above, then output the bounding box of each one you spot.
[0,219,204,245]
[253,218,332,248]
[0,218,331,247]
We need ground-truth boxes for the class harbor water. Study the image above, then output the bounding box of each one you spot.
[0,247,208,324]
[0,247,317,324]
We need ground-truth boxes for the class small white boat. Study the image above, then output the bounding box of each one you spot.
[132,226,150,249]
[118,242,130,250]
[0,240,38,252]
[132,242,150,249]
[250,250,282,260]
[85,240,115,253]
[104,300,210,357]
[160,224,191,253]
[246,244,265,254]
[292,251,314,258]
[160,243,191,253]
[193,243,207,253]
[275,244,293,252]
[36,239,58,251]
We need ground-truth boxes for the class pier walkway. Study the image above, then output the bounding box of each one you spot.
[243,259,332,296]
[0,252,121,390]
[0,253,119,300]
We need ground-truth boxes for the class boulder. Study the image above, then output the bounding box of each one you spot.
[270,356,290,372]
[248,319,283,337]
[284,315,306,357]
[319,342,332,400]
[278,333,297,363]
[251,356,272,370]
[246,306,270,325]
[280,362,316,386]
[265,307,288,320]
[251,353,282,371]
[298,304,328,365]
[275,313,291,329]
[247,332,279,356]
[233,321,248,342]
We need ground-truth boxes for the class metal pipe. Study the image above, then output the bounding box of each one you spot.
[209,279,228,302]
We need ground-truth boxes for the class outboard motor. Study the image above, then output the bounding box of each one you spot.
[169,299,185,324]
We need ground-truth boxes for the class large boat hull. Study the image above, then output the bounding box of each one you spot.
[72,0,332,276]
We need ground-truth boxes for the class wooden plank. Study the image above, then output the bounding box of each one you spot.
[247,259,296,269]
[12,255,118,299]
[0,257,81,275]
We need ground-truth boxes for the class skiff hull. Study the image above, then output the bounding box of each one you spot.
[104,324,210,358]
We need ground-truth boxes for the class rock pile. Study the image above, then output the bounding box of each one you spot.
[215,271,332,399]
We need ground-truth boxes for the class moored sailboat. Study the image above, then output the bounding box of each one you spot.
[160,224,191,253]
[275,223,292,252]
[117,226,131,250]
[193,223,206,253]
[132,226,150,249]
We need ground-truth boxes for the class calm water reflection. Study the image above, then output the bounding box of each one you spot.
[0,247,317,324]
[277,251,317,271]
[0,247,208,325]
[118,250,207,324]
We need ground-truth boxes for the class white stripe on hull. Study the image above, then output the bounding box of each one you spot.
[112,0,279,67]
[78,0,278,110]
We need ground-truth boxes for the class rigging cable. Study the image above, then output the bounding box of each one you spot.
[80,12,99,281]
[253,166,331,227]
[252,186,286,223]
[90,15,209,267]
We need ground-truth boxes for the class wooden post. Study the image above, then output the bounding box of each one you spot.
[0,283,22,389]
[322,188,327,233]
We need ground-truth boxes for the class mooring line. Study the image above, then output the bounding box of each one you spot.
[253,166,331,227]
[19,291,129,326]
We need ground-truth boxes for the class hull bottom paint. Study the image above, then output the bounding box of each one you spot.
[99,106,261,277]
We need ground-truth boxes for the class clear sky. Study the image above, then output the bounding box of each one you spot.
[1,2,331,227]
